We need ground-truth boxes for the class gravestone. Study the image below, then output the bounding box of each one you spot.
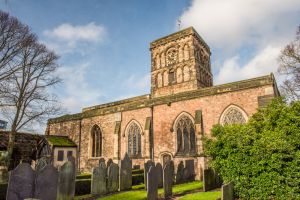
[120,153,132,191]
[222,182,234,200]
[176,161,184,184]
[163,161,173,199]
[34,164,58,200]
[183,160,195,182]
[107,162,119,193]
[147,166,158,200]
[56,159,76,200]
[144,160,155,189]
[6,163,35,200]
[91,161,107,195]
[203,168,218,192]
[156,163,163,188]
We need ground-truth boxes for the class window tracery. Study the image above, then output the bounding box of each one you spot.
[220,106,247,125]
[127,122,141,158]
[175,115,196,155]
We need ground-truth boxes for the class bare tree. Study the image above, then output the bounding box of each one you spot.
[0,11,35,106]
[0,11,61,169]
[278,26,300,101]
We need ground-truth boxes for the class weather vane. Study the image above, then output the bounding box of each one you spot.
[177,19,182,30]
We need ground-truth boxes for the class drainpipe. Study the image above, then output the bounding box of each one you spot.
[78,119,82,172]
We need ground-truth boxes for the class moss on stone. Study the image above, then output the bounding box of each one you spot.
[46,135,77,147]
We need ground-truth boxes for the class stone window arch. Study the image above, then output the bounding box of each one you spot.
[90,125,102,157]
[127,121,142,158]
[174,113,196,155]
[220,105,248,125]
[166,47,178,66]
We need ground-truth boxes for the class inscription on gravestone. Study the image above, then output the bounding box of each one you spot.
[120,153,132,191]
[147,166,158,200]
[34,164,58,200]
[6,163,35,200]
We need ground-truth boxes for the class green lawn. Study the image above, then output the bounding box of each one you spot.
[97,181,203,200]
[75,181,221,200]
[179,191,221,200]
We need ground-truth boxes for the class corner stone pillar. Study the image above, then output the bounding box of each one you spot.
[194,110,203,154]
[144,117,152,159]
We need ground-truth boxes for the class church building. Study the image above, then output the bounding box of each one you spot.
[46,27,279,180]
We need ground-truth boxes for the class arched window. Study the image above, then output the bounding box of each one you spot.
[157,73,163,88]
[220,105,248,125]
[176,67,183,83]
[91,125,102,157]
[127,122,142,158]
[175,114,196,155]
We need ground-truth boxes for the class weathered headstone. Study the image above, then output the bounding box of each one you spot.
[163,161,173,199]
[6,163,35,200]
[147,166,158,200]
[156,163,163,188]
[222,182,234,200]
[91,161,107,195]
[183,160,195,182]
[176,161,184,184]
[34,164,58,200]
[107,162,119,193]
[144,160,155,189]
[56,159,76,200]
[203,168,218,192]
[120,153,132,191]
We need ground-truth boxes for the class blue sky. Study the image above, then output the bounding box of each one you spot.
[1,0,300,132]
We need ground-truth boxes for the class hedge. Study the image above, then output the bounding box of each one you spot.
[0,183,7,199]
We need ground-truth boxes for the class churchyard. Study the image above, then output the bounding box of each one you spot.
[1,153,229,200]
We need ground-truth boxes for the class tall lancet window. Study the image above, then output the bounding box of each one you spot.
[176,114,196,155]
[127,122,141,158]
[91,125,102,157]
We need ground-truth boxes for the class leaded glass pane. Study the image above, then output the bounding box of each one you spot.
[127,122,142,158]
[176,114,195,155]
[190,127,195,151]
[177,128,183,153]
[183,127,189,153]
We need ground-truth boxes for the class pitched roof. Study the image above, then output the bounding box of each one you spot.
[45,135,77,147]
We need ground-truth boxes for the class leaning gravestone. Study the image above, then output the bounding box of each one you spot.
[183,160,195,182]
[34,164,58,200]
[156,163,163,188]
[120,153,132,191]
[147,166,158,200]
[176,161,184,184]
[6,163,35,200]
[56,158,76,200]
[144,160,155,189]
[107,162,119,193]
[163,161,173,199]
[91,161,107,195]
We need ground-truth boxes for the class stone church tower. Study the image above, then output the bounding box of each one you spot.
[150,27,213,97]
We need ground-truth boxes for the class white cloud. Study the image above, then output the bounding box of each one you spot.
[43,22,106,54]
[180,0,300,50]
[57,63,103,112]
[179,0,300,84]
[215,45,280,84]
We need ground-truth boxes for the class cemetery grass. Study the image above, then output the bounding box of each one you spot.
[85,181,221,200]
[179,191,221,200]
